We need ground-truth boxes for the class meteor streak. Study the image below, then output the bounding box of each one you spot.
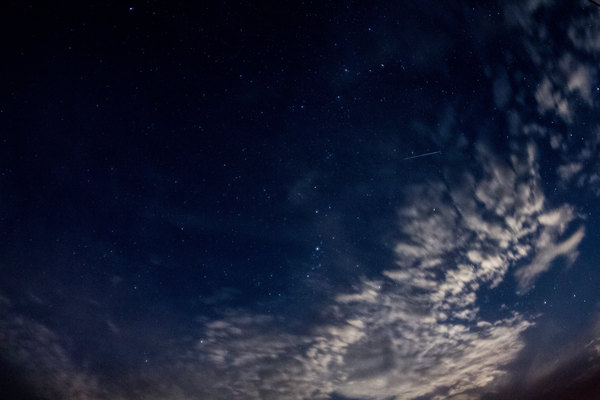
[403,150,441,160]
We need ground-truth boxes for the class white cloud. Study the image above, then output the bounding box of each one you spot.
[534,76,572,122]
[160,142,583,399]
[557,162,584,181]
[538,205,575,231]
[563,58,595,105]
[505,2,600,200]
[514,226,585,292]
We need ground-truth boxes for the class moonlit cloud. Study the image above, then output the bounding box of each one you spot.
[562,54,595,106]
[0,140,586,400]
[164,141,584,399]
[557,162,584,181]
[535,76,573,122]
[533,53,597,122]
[514,227,585,292]
[0,300,102,400]
[504,0,600,202]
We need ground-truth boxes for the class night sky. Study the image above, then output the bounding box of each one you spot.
[2,1,600,399]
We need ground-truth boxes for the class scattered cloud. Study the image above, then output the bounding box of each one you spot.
[164,142,584,399]
[561,54,595,106]
[568,8,600,53]
[501,0,600,204]
[534,76,572,122]
[514,226,584,292]
[1,140,586,400]
[0,302,102,400]
[557,162,583,181]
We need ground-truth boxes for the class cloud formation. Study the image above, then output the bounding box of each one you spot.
[0,297,102,400]
[515,226,584,292]
[0,139,586,400]
[164,142,584,399]
[504,0,600,200]
[3,1,600,399]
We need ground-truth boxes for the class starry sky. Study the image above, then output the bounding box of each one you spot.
[2,0,600,399]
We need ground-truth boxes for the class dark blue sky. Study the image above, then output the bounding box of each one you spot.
[2,1,600,399]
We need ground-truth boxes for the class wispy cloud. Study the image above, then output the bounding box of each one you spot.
[514,227,584,292]
[504,0,600,200]
[162,142,584,399]
[0,300,102,400]
[1,140,586,400]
